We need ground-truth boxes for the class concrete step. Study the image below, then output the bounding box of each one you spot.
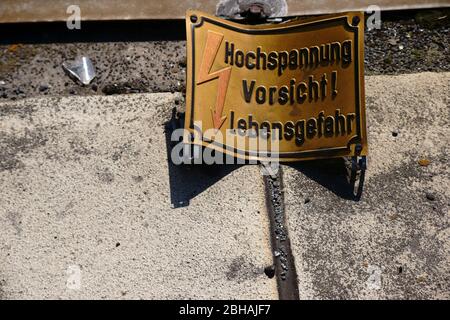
[1,0,448,22]
[0,72,448,299]
[283,72,449,299]
[0,92,277,299]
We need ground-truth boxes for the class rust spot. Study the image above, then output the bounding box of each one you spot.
[8,44,20,52]
[418,159,430,166]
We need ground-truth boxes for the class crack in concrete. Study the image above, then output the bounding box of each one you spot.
[263,167,299,300]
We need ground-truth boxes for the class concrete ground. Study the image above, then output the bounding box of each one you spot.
[0,72,448,300]
[0,93,276,299]
[284,72,449,299]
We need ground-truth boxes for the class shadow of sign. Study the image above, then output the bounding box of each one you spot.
[164,109,242,208]
[286,157,365,201]
[164,109,363,206]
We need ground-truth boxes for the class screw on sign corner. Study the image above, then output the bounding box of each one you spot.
[352,15,361,26]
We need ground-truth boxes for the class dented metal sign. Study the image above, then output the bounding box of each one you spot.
[185,10,368,161]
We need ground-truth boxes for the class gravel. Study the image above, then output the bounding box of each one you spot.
[0,9,448,101]
[365,10,450,75]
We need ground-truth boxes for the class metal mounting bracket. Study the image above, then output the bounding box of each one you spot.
[348,155,367,199]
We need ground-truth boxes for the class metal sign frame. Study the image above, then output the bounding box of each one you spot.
[185,10,367,162]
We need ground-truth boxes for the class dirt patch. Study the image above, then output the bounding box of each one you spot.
[0,128,48,171]
[225,256,262,283]
[0,279,6,300]
[96,167,115,184]
[365,10,449,75]
[0,10,447,101]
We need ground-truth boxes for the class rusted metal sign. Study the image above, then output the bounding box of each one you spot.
[185,10,367,161]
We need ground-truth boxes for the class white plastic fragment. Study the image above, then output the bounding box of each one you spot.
[62,56,96,85]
